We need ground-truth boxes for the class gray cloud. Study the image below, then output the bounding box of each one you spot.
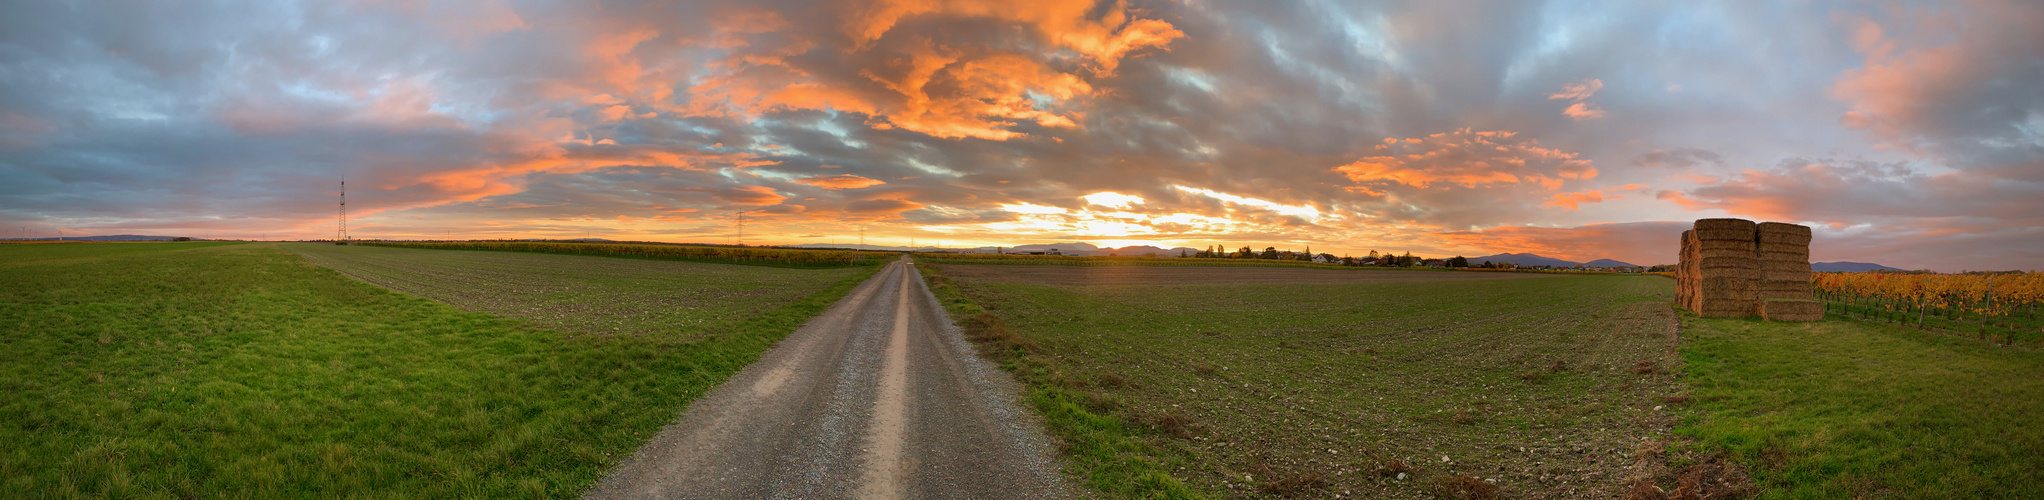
[0,0,2037,269]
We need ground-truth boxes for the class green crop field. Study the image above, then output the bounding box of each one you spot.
[921,263,1686,498]
[0,242,874,498]
[286,243,862,340]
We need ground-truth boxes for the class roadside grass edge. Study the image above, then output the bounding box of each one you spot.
[915,262,1199,499]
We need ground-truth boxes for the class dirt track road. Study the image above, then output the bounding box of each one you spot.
[585,258,1067,499]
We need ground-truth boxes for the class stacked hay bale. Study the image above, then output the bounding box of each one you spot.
[1674,218,1820,321]
[1691,218,1760,317]
[1755,222,1822,321]
[1677,230,1699,312]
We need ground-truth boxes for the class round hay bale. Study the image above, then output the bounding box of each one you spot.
[1756,222,1811,237]
[1694,229,1758,241]
[1694,218,1757,231]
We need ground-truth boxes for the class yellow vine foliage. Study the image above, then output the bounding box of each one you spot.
[1814,272,2044,318]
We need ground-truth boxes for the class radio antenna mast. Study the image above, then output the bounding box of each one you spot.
[336,175,349,245]
[735,209,745,246]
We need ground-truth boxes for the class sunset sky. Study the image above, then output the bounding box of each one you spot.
[2,0,2040,270]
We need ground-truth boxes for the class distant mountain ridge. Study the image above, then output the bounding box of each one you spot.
[1467,253,1638,268]
[1812,261,1905,272]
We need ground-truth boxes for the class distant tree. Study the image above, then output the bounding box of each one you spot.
[1368,249,1379,260]
[1449,256,1469,268]
[171,237,191,242]
[1261,246,1279,259]
[1237,246,1254,258]
[1179,248,1188,258]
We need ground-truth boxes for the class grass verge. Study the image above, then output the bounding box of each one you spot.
[0,242,877,498]
[1672,314,2044,498]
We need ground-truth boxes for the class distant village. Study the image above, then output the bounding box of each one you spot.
[922,243,1657,273]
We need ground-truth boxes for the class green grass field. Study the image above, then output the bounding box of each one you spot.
[287,243,861,340]
[922,264,1685,498]
[0,242,874,498]
[1674,315,2044,498]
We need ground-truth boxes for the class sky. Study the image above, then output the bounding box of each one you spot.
[1,0,2040,271]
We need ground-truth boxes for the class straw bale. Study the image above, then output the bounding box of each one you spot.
[1756,284,1812,300]
[1756,222,1812,237]
[1698,257,1758,270]
[1693,218,1757,231]
[1757,233,1813,246]
[1700,267,1761,281]
[1699,250,1757,261]
[1760,299,1823,322]
[1757,240,1808,252]
[1700,305,1757,318]
[1697,239,1757,252]
[1694,229,1759,241]
[1766,271,1815,283]
[1758,249,1810,261]
[1759,260,1811,272]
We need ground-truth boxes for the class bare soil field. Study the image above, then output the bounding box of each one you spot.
[924,264,1688,498]
[937,264,1564,286]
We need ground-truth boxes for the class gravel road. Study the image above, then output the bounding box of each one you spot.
[584,257,1068,499]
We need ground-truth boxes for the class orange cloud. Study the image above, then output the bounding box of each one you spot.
[1332,128,1595,189]
[844,0,1183,74]
[1543,190,1607,210]
[845,198,925,214]
[795,174,887,189]
[1548,78,1606,120]
[712,185,787,205]
[674,0,1179,141]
